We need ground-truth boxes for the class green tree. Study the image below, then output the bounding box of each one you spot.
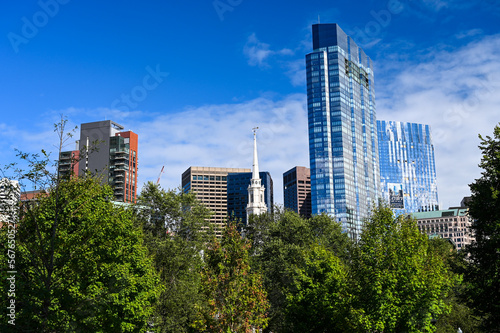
[133,182,212,332]
[244,209,352,332]
[430,238,483,333]
[284,244,354,333]
[0,177,161,332]
[195,221,269,332]
[351,205,453,333]
[465,123,500,332]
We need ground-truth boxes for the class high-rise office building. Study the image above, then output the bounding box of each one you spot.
[306,23,379,238]
[227,171,273,226]
[181,166,250,236]
[59,120,139,203]
[378,120,439,214]
[283,166,312,218]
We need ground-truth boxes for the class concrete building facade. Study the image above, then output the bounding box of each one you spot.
[181,166,250,236]
[59,120,139,203]
[412,207,473,250]
[283,166,312,218]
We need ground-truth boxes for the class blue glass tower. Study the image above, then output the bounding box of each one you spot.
[377,120,439,214]
[227,171,273,226]
[306,24,379,238]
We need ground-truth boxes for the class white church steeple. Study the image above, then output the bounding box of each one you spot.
[246,127,267,222]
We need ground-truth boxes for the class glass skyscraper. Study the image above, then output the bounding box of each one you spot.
[377,120,439,214]
[306,24,379,238]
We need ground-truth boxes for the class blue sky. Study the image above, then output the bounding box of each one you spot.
[1,0,499,208]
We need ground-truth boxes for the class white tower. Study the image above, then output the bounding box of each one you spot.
[246,128,267,222]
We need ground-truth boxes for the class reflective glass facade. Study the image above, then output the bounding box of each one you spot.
[377,120,439,214]
[306,24,379,238]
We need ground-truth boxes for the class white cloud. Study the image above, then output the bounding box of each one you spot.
[243,33,274,67]
[128,94,309,205]
[243,33,308,87]
[454,28,483,39]
[377,34,500,208]
[243,33,295,68]
[421,0,450,11]
[284,59,306,87]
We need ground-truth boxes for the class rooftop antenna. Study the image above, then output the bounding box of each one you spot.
[318,15,320,23]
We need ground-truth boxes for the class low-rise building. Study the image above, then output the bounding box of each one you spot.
[411,206,473,249]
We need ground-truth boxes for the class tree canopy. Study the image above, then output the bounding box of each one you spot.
[466,123,500,332]
[195,221,269,332]
[350,205,454,333]
[0,177,161,332]
[132,182,212,333]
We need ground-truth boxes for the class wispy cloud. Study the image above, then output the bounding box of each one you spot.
[421,0,450,11]
[414,0,481,12]
[454,28,483,39]
[243,33,308,86]
[283,59,306,87]
[243,33,294,67]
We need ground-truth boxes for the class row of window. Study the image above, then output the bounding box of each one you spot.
[192,175,228,181]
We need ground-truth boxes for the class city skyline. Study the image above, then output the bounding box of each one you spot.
[1,1,499,208]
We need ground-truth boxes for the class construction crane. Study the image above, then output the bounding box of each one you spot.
[157,166,165,184]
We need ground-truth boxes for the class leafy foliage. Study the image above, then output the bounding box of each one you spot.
[244,209,352,332]
[0,177,161,332]
[284,244,354,332]
[466,123,500,332]
[196,222,269,332]
[350,205,453,333]
[133,182,213,332]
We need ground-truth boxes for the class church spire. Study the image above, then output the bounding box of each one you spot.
[252,127,259,180]
[246,127,267,223]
